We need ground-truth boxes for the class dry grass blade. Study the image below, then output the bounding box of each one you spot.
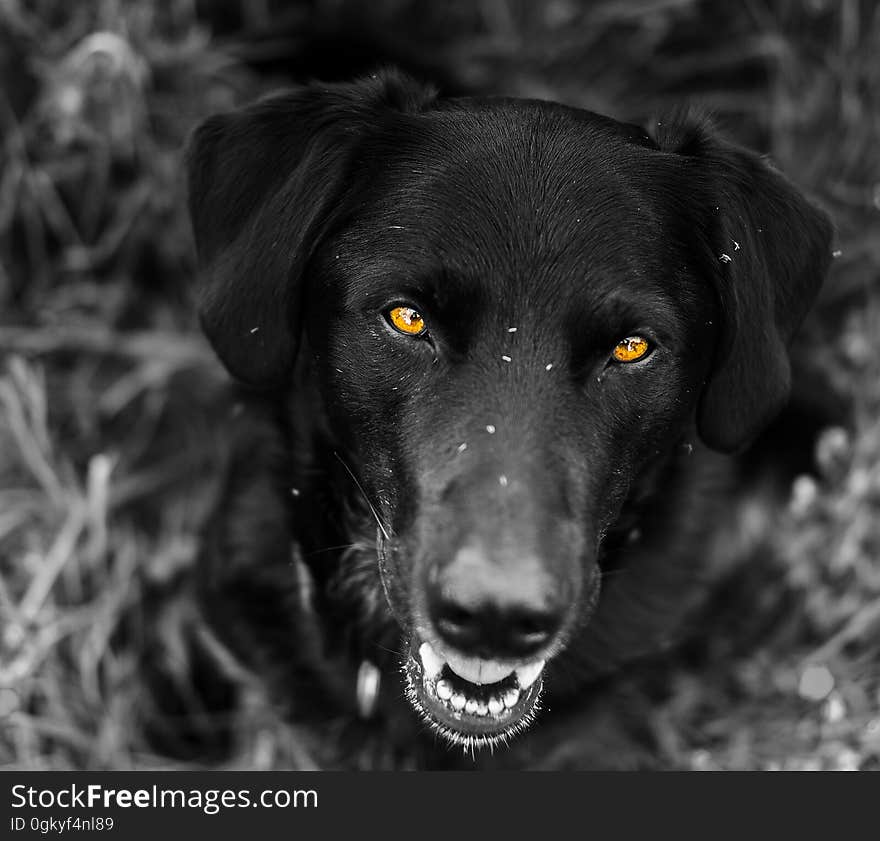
[0,358,66,509]
[18,502,87,622]
[0,327,217,368]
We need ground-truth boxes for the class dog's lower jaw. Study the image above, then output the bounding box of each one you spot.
[402,652,544,754]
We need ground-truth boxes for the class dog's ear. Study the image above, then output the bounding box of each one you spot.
[656,118,834,453]
[185,71,437,386]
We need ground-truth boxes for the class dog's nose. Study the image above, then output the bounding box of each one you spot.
[427,544,565,660]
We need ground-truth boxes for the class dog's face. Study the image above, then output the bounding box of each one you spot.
[186,72,831,748]
[302,116,723,742]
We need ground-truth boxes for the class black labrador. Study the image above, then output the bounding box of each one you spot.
[185,70,832,767]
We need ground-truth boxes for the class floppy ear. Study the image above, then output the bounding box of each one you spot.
[185,71,437,386]
[657,120,834,453]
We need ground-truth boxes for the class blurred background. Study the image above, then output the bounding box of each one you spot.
[0,0,878,770]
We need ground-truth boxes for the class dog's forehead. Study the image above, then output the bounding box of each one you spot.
[365,101,660,227]
[332,102,680,288]
[318,100,698,327]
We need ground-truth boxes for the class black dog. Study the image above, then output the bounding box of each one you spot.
[185,70,832,767]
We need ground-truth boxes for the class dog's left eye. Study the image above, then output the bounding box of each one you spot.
[611,335,651,363]
[386,305,427,337]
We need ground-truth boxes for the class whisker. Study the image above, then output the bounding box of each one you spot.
[304,542,361,557]
[333,450,391,541]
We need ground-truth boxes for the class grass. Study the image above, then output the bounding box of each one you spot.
[1,0,878,769]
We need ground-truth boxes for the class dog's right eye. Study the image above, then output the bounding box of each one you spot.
[386,305,427,337]
[611,335,651,363]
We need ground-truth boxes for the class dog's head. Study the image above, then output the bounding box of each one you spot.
[186,71,832,748]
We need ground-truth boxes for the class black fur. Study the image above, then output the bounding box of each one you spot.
[186,71,833,768]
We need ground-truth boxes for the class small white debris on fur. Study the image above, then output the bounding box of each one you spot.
[499,475,508,487]
[683,442,694,455]
[719,253,732,263]
[507,327,518,333]
[732,240,741,250]
[290,488,301,497]
[545,363,553,371]
[250,326,260,334]
[501,355,512,362]
[457,442,467,453]
[832,249,843,258]
[388,225,405,230]
[335,368,344,373]
[798,664,834,701]
[485,424,496,434]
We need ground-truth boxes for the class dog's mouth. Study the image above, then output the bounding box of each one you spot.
[403,638,546,750]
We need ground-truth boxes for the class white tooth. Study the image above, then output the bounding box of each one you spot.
[436,680,453,700]
[503,689,520,709]
[419,642,445,679]
[515,660,545,689]
[476,701,489,716]
[451,693,466,711]
[465,699,478,715]
[445,654,515,685]
[488,697,504,716]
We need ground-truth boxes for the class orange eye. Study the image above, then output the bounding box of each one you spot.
[387,305,426,336]
[612,336,651,363]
